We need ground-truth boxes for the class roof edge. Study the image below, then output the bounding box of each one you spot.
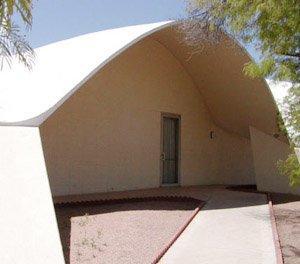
[0,21,176,127]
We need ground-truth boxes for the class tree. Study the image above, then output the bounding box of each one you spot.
[0,0,35,69]
[277,86,300,186]
[181,0,300,185]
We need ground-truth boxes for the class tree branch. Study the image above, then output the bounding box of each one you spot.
[281,52,300,59]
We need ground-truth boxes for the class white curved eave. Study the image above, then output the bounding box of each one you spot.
[0,21,175,126]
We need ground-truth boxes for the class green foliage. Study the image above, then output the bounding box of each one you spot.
[278,153,300,186]
[0,0,35,69]
[279,87,300,147]
[184,0,300,82]
[184,0,300,184]
[276,85,300,184]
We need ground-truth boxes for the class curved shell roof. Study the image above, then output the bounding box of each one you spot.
[0,21,280,139]
[0,21,174,125]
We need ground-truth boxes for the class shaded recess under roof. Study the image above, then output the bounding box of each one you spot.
[0,20,280,141]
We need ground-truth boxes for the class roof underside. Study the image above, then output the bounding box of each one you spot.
[0,21,279,139]
[150,26,279,138]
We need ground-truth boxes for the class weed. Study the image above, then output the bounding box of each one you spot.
[81,238,89,246]
[78,213,90,227]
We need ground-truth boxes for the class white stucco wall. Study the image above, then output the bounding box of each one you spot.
[215,127,256,185]
[250,126,300,194]
[40,37,255,196]
[0,126,65,264]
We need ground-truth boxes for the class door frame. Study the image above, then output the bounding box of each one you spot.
[160,112,181,187]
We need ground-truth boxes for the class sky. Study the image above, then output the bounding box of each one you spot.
[14,0,261,63]
[17,0,186,48]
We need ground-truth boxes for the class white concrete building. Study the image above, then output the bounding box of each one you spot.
[0,21,298,263]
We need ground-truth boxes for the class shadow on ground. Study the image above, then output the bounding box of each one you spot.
[55,198,199,264]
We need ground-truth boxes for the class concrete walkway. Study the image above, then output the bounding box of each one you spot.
[159,186,276,264]
[54,185,277,264]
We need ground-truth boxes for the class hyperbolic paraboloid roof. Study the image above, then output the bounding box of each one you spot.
[0,21,282,139]
[0,21,174,125]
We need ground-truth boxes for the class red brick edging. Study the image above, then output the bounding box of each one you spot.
[55,195,205,264]
[226,185,284,264]
[267,193,284,264]
[151,200,205,264]
[56,188,282,263]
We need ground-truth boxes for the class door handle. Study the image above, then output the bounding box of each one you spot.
[161,152,166,160]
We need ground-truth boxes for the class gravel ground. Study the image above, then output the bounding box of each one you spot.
[55,199,198,264]
[270,193,300,264]
[54,187,300,264]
